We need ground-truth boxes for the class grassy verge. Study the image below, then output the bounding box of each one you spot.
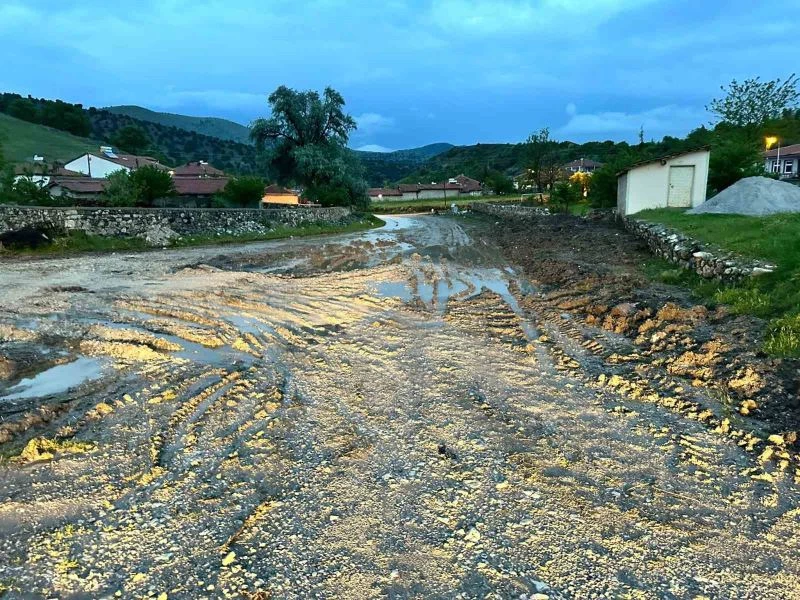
[636,208,800,357]
[1,215,385,257]
[370,194,527,214]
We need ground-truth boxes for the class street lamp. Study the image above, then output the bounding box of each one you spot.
[766,136,780,175]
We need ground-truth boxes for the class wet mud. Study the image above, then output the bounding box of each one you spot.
[0,215,798,599]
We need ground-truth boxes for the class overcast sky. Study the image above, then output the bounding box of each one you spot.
[2,0,797,151]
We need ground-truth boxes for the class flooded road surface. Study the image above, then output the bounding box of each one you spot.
[0,215,799,598]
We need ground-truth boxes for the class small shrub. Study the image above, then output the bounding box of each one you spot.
[713,287,772,317]
[764,314,800,357]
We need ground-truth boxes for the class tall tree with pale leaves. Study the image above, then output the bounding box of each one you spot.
[707,74,799,128]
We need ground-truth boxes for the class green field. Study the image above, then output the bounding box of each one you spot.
[370,194,529,214]
[0,113,104,164]
[637,208,800,356]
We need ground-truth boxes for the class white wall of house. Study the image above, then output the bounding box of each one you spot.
[617,149,710,216]
[64,154,128,179]
[765,157,799,178]
[13,174,51,187]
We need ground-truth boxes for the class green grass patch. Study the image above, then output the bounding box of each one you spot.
[2,215,384,257]
[0,113,104,164]
[636,208,800,357]
[370,194,525,214]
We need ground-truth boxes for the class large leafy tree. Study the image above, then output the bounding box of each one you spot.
[250,86,366,208]
[707,74,799,128]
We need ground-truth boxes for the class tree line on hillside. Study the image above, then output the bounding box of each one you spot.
[0,85,370,210]
[0,93,262,175]
[403,74,800,209]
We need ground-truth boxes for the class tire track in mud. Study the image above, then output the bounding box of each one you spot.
[1,215,799,598]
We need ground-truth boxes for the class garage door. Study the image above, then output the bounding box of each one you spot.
[667,165,694,207]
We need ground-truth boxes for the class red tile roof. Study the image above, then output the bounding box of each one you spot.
[90,152,169,170]
[48,177,108,193]
[263,184,296,195]
[174,177,229,196]
[455,174,482,192]
[765,143,800,157]
[172,161,226,177]
[368,187,402,197]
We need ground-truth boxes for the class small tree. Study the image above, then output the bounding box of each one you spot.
[485,171,514,195]
[129,165,175,206]
[707,74,800,128]
[112,125,151,155]
[707,135,765,195]
[103,170,139,207]
[523,128,560,192]
[550,179,582,214]
[220,176,265,208]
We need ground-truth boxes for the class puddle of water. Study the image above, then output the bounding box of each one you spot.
[0,357,106,401]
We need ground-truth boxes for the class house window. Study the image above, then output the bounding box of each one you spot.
[785,160,794,174]
[771,160,780,173]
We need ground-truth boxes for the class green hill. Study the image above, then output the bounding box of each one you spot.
[104,105,251,144]
[0,113,103,164]
[355,143,454,185]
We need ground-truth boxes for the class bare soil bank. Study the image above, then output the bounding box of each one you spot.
[478,212,800,436]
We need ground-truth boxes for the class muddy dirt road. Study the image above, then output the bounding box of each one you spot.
[1,215,799,599]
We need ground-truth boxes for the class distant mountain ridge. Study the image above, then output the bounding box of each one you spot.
[354,143,454,185]
[104,105,252,144]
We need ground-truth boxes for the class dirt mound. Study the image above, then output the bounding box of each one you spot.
[690,176,800,215]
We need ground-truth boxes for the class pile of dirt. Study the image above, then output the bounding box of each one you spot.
[689,176,800,215]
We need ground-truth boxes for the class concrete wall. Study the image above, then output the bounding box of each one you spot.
[618,150,710,215]
[0,205,352,239]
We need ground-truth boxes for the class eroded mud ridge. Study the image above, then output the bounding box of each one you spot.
[1,216,799,599]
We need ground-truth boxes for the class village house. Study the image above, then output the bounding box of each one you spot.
[764,143,800,180]
[368,174,483,202]
[171,161,226,178]
[64,147,169,178]
[565,158,603,173]
[262,184,301,206]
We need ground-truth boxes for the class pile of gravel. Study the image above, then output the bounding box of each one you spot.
[689,176,800,216]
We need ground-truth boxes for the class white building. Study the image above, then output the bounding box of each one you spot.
[764,143,800,179]
[64,147,167,179]
[617,148,710,216]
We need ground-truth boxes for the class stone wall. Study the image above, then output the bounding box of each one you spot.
[0,205,352,243]
[622,217,775,282]
[469,202,775,283]
[470,203,551,218]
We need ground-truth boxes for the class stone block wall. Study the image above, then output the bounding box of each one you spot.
[0,205,352,240]
[622,217,775,282]
[469,203,551,218]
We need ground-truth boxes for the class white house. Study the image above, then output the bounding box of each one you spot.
[64,147,167,179]
[764,143,800,179]
[617,148,710,216]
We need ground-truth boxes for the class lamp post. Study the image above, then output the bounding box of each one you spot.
[766,136,780,175]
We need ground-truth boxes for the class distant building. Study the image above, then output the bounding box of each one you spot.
[262,184,300,205]
[171,161,225,178]
[368,174,483,202]
[617,148,710,216]
[13,163,83,187]
[565,158,603,173]
[64,147,169,179]
[764,144,800,179]
[47,177,108,200]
